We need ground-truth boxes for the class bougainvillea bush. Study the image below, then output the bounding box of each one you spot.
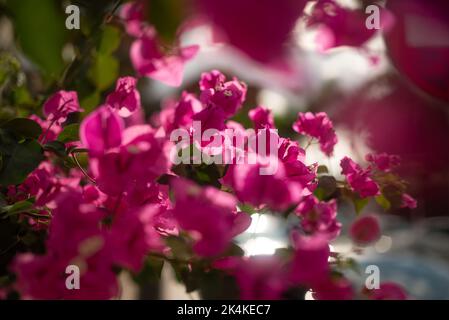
[0,0,421,300]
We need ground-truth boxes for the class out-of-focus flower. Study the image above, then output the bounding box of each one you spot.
[365,282,407,300]
[224,159,303,211]
[313,276,354,300]
[130,27,199,87]
[349,215,381,246]
[401,193,417,209]
[306,0,394,51]
[109,205,165,272]
[290,234,330,287]
[366,153,400,172]
[214,255,288,300]
[171,179,250,257]
[196,0,307,63]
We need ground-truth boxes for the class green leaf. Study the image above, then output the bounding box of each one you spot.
[89,53,119,90]
[1,199,34,217]
[353,197,369,215]
[0,140,44,186]
[133,256,164,284]
[165,236,193,261]
[57,123,80,143]
[6,0,67,77]
[43,140,66,157]
[98,25,121,54]
[375,194,391,211]
[80,91,101,114]
[147,0,185,44]
[237,203,257,215]
[1,118,42,139]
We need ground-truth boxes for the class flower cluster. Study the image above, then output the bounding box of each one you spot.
[0,67,416,300]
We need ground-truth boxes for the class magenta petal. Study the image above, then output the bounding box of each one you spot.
[80,105,124,157]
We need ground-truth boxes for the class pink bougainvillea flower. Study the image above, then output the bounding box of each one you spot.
[43,90,81,123]
[293,112,337,156]
[217,255,288,300]
[130,27,199,87]
[278,138,316,188]
[196,0,307,63]
[171,178,250,257]
[199,70,247,118]
[199,69,226,91]
[106,76,141,117]
[366,153,401,172]
[401,193,417,209]
[224,158,303,211]
[295,197,341,240]
[80,105,124,157]
[17,162,62,207]
[13,251,118,300]
[249,106,275,131]
[29,115,62,142]
[349,215,381,246]
[340,157,380,198]
[157,91,203,133]
[109,205,165,272]
[313,276,354,300]
[290,233,330,286]
[191,105,227,132]
[120,0,146,37]
[365,282,407,300]
[95,125,170,196]
[306,0,394,50]
[13,191,118,299]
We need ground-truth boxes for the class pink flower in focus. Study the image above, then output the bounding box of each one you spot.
[340,157,380,198]
[293,112,337,156]
[171,179,250,257]
[80,105,124,157]
[199,70,247,118]
[278,138,316,188]
[349,215,381,246]
[106,76,141,117]
[130,27,199,87]
[43,90,81,123]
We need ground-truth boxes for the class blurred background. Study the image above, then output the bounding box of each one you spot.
[1,0,448,299]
